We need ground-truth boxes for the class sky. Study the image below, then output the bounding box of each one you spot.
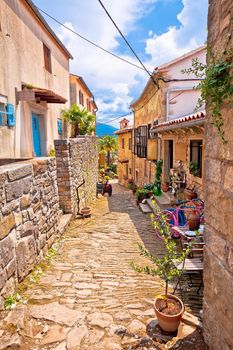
[34,0,208,127]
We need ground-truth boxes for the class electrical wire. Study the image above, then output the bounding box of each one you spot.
[97,0,158,88]
[97,112,132,125]
[36,6,152,74]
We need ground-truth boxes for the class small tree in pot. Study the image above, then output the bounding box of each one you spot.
[132,205,192,332]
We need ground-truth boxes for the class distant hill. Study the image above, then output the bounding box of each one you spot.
[96,123,118,137]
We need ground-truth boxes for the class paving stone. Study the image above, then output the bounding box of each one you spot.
[87,312,114,328]
[66,325,88,349]
[29,302,84,326]
[53,342,67,350]
[127,319,147,335]
[88,329,105,344]
[0,333,21,350]
[41,324,69,345]
[74,282,100,290]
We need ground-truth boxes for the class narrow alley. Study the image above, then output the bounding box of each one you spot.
[0,183,203,350]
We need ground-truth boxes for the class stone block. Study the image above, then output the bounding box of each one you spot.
[7,164,32,182]
[0,213,16,240]
[5,177,32,202]
[20,195,31,209]
[20,221,35,238]
[6,258,16,279]
[16,236,36,281]
[1,200,19,215]
[0,234,15,268]
[223,164,233,193]
[0,269,6,290]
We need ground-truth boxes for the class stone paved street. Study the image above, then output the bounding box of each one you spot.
[0,183,203,350]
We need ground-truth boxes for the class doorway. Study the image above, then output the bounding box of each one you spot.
[164,140,173,180]
[31,113,41,156]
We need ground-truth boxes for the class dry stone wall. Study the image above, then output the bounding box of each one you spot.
[0,158,61,309]
[55,136,98,215]
[203,1,233,349]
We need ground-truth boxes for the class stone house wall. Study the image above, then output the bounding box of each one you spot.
[55,136,98,214]
[0,158,61,309]
[203,0,233,349]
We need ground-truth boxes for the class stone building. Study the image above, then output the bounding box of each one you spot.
[203,0,233,348]
[70,74,98,117]
[0,0,72,158]
[130,46,206,190]
[114,119,133,186]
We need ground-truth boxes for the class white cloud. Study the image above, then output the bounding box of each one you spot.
[56,0,207,127]
[145,0,208,66]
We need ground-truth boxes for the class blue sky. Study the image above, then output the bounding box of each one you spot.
[34,0,208,127]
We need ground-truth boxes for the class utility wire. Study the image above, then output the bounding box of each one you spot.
[97,112,132,125]
[97,0,158,88]
[36,6,151,73]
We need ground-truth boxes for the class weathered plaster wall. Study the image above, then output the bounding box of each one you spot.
[117,131,133,186]
[0,0,70,158]
[55,136,98,214]
[0,158,62,309]
[203,1,233,349]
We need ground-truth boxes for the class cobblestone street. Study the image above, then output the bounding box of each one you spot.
[0,183,203,350]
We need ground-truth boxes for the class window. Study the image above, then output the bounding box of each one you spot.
[129,167,132,175]
[129,138,132,150]
[144,159,147,177]
[0,102,6,126]
[43,44,52,73]
[134,125,148,158]
[79,90,84,105]
[122,138,125,149]
[190,140,203,177]
[57,119,63,135]
[126,164,128,178]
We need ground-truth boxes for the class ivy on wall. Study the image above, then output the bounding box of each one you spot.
[182,49,233,144]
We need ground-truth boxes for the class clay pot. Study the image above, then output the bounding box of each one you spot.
[80,207,91,217]
[184,189,197,200]
[162,183,169,192]
[188,211,200,231]
[154,294,184,332]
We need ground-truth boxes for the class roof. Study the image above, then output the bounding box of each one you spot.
[70,73,98,110]
[114,126,133,135]
[150,111,206,134]
[155,46,206,72]
[130,46,206,109]
[22,85,67,103]
[25,0,73,59]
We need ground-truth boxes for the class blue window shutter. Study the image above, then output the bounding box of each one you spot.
[7,103,15,127]
[0,113,2,126]
[57,119,62,134]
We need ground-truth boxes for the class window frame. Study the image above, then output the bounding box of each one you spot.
[43,43,52,73]
[190,140,203,178]
[134,125,148,158]
[122,138,125,149]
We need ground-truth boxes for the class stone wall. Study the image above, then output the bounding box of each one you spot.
[203,1,233,349]
[55,136,98,214]
[0,158,61,309]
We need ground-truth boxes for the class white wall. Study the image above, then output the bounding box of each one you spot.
[0,0,70,158]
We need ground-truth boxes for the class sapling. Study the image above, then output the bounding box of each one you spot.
[132,204,193,299]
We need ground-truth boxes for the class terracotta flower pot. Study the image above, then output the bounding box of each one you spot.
[80,207,91,217]
[184,189,197,200]
[188,211,200,230]
[154,294,184,332]
[162,183,169,192]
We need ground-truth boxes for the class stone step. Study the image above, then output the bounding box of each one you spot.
[57,214,72,235]
[139,202,152,214]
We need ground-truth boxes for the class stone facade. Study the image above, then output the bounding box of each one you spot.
[203,1,233,349]
[0,158,61,308]
[115,119,133,186]
[55,136,98,214]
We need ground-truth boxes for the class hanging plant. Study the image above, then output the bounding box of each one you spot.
[182,49,233,144]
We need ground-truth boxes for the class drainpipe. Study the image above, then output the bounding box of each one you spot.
[166,86,197,120]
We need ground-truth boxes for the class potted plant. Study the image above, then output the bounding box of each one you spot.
[184,185,198,200]
[153,160,163,196]
[128,180,137,195]
[132,205,192,332]
[189,161,201,177]
[144,183,154,197]
[135,188,149,205]
[161,178,170,192]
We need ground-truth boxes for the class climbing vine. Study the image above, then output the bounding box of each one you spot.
[182,49,233,143]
